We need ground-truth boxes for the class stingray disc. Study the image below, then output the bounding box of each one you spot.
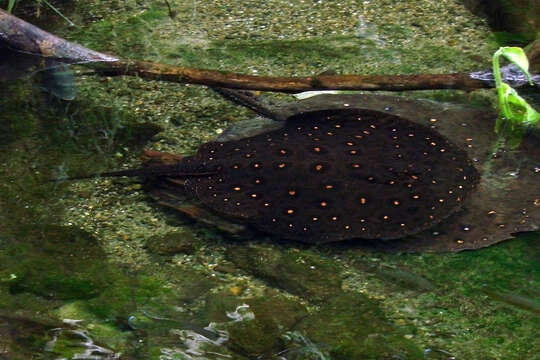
[183,109,479,244]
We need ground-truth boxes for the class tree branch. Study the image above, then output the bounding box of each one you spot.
[0,8,527,93]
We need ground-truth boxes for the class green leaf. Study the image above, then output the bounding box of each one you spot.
[7,0,16,12]
[499,47,533,84]
[501,81,540,126]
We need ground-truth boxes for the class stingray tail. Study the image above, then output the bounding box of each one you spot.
[52,163,217,182]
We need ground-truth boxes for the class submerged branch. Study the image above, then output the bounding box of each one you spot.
[96,59,492,92]
[0,8,534,93]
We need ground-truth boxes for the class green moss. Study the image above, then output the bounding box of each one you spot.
[342,233,540,360]
[0,82,37,145]
[296,292,423,360]
[66,6,168,57]
[4,225,112,300]
[160,36,486,76]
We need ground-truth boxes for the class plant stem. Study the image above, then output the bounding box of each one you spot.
[492,48,508,120]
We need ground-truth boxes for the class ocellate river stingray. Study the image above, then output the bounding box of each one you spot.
[84,94,538,252]
[281,94,539,252]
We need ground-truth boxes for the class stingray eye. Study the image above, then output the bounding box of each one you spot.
[233,186,241,191]
[252,162,262,169]
[250,193,260,199]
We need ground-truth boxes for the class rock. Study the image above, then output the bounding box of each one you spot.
[6,225,112,300]
[295,292,424,360]
[226,244,342,302]
[202,290,308,357]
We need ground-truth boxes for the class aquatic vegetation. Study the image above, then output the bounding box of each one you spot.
[492,47,540,145]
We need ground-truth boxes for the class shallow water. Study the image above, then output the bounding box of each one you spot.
[0,1,538,359]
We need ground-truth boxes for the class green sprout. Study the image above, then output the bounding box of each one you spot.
[492,47,539,143]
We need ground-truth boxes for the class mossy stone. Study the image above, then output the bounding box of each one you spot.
[229,295,308,356]
[226,244,342,301]
[0,310,63,360]
[202,290,308,357]
[295,292,423,360]
[6,225,112,300]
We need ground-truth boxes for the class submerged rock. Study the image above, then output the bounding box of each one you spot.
[295,292,424,359]
[226,244,342,301]
[6,225,112,300]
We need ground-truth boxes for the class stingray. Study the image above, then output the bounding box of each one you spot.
[86,105,481,246]
[279,94,539,252]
